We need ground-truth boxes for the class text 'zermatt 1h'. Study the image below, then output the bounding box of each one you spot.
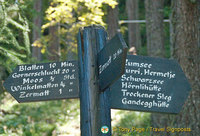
[97,33,128,91]
[3,61,79,103]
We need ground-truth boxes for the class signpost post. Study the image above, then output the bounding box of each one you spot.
[77,26,127,136]
[3,25,191,136]
[78,26,107,136]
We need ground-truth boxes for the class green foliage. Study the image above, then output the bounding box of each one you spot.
[0,1,31,73]
[112,111,151,136]
[118,0,127,20]
[0,95,80,135]
[34,0,118,60]
[43,0,117,27]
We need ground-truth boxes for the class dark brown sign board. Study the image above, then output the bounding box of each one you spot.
[3,61,79,103]
[98,33,128,91]
[110,55,191,114]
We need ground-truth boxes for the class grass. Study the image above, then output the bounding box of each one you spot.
[0,93,151,136]
[111,110,151,136]
[0,93,80,136]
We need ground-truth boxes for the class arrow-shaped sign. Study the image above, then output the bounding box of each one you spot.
[3,61,79,103]
[110,55,191,114]
[98,33,128,91]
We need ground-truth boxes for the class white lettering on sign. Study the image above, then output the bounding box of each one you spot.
[121,82,161,92]
[49,63,56,68]
[121,75,164,85]
[144,69,175,79]
[61,62,74,67]
[119,58,176,110]
[11,83,59,92]
[19,65,44,72]
[157,93,171,102]
[22,78,43,84]
[99,48,123,74]
[122,89,155,99]
[12,69,61,78]
[19,90,50,98]
[99,56,112,74]
[7,61,78,101]
[121,98,169,108]
[126,60,152,68]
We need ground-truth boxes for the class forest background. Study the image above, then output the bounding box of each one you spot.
[0,0,199,136]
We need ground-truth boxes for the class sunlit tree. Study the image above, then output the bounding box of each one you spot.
[33,0,118,60]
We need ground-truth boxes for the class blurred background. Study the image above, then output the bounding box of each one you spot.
[0,0,199,135]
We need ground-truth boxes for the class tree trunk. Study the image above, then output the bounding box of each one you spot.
[145,0,167,134]
[151,1,200,135]
[145,0,165,57]
[48,24,60,61]
[107,4,119,39]
[126,0,141,51]
[169,1,200,135]
[198,0,200,48]
[32,0,42,61]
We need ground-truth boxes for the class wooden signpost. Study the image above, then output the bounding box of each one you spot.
[98,33,127,91]
[3,61,79,102]
[3,25,191,136]
[77,26,127,136]
[110,55,191,114]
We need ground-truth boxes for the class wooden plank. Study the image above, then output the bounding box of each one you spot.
[78,26,111,136]
[3,61,79,102]
[98,33,128,91]
[95,27,111,136]
[110,55,191,114]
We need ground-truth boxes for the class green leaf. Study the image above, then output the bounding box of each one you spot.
[3,27,26,51]
[0,46,26,58]
[6,17,30,32]
[0,46,24,64]
[23,30,31,56]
